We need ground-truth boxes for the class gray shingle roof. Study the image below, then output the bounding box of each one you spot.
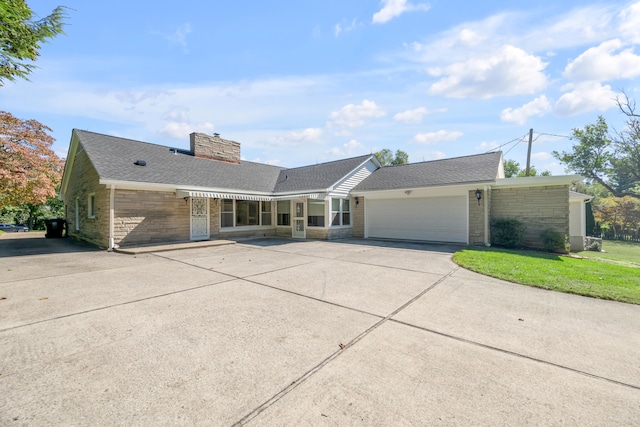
[74,130,284,193]
[273,154,373,192]
[73,130,374,194]
[353,152,503,191]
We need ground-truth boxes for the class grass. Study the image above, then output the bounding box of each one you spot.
[453,245,640,305]
[576,240,640,268]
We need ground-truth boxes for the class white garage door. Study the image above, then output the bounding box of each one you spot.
[367,196,468,243]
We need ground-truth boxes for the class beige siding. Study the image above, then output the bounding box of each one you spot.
[63,146,110,248]
[491,185,570,248]
[114,190,190,246]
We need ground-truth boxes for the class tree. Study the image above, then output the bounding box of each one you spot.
[553,108,640,199]
[375,148,409,166]
[0,1,67,85]
[503,159,551,177]
[0,110,64,209]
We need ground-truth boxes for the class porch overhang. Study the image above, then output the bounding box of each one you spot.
[176,190,322,201]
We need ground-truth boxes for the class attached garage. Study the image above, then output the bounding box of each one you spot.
[366,195,468,243]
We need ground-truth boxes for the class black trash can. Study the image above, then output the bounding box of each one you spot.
[45,218,67,238]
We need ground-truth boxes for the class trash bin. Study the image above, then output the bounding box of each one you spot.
[45,218,67,238]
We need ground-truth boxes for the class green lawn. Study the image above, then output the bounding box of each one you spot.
[453,245,640,305]
[576,240,640,268]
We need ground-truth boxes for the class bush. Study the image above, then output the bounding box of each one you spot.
[541,229,569,253]
[491,218,526,248]
[587,241,602,252]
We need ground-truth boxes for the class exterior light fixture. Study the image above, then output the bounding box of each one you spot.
[475,189,482,205]
[355,197,359,205]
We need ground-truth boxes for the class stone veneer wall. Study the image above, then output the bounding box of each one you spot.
[468,189,487,245]
[190,133,241,163]
[63,146,111,248]
[491,185,570,248]
[114,190,190,246]
[351,196,365,238]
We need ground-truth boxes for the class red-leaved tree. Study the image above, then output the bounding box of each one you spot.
[0,111,64,209]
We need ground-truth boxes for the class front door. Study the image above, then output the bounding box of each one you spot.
[292,200,305,238]
[190,197,210,241]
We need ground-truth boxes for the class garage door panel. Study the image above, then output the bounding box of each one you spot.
[367,196,467,243]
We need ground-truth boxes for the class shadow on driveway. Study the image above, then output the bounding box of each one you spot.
[236,236,464,254]
[0,232,100,258]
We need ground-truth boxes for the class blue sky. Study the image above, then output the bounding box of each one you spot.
[4,0,640,173]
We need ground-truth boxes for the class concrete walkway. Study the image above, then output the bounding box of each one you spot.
[1,233,639,425]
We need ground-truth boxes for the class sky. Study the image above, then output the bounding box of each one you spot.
[3,0,640,174]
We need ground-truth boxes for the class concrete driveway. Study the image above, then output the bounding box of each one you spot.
[1,233,639,425]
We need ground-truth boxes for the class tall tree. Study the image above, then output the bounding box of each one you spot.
[553,108,640,199]
[0,110,64,209]
[503,159,551,177]
[375,148,409,166]
[0,1,67,85]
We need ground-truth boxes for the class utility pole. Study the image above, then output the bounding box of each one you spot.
[525,128,533,177]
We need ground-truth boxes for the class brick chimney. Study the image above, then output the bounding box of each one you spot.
[189,132,241,164]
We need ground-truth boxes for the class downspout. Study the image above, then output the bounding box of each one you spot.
[484,185,490,246]
[108,184,115,251]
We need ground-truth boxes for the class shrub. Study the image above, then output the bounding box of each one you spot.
[587,241,602,252]
[541,229,569,253]
[491,218,526,248]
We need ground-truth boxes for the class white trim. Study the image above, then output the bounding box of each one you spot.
[108,185,115,251]
[351,181,495,197]
[483,185,490,246]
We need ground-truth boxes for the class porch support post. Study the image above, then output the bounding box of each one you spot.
[108,184,115,251]
[483,185,490,246]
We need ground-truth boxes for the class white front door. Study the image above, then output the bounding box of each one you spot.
[292,200,305,238]
[190,197,210,241]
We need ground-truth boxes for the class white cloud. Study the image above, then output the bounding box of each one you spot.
[268,128,324,147]
[329,139,365,156]
[158,120,214,139]
[413,130,463,144]
[165,23,192,51]
[531,151,551,161]
[457,29,484,47]
[564,39,640,81]
[328,100,385,128]
[500,95,552,125]
[372,0,430,24]
[429,45,548,99]
[555,82,618,116]
[619,2,640,44]
[475,141,499,151]
[393,107,447,123]
[334,18,362,37]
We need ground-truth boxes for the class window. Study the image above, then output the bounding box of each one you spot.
[308,199,325,227]
[236,200,259,226]
[330,198,350,226]
[261,201,272,226]
[331,199,340,226]
[277,200,290,226]
[221,199,234,227]
[87,193,96,218]
[342,199,351,226]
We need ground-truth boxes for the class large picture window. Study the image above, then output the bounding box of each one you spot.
[277,200,290,226]
[308,199,325,227]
